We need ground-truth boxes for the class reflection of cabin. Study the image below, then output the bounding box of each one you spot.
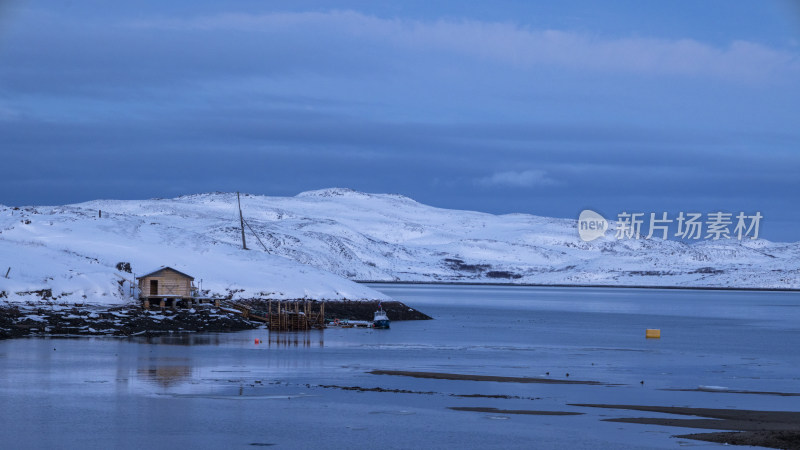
[136,267,198,308]
[138,365,192,387]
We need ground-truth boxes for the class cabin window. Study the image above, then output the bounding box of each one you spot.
[150,279,158,296]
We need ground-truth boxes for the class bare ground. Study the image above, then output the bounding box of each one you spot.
[369,369,612,385]
[572,404,800,449]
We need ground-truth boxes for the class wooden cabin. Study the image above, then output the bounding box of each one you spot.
[136,267,197,308]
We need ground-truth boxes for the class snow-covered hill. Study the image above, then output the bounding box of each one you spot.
[1,188,798,304]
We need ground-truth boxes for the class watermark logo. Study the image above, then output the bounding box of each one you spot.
[578,209,609,242]
[577,210,763,241]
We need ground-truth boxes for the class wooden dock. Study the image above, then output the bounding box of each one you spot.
[264,300,325,331]
[219,300,326,331]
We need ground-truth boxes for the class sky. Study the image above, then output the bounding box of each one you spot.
[0,0,799,241]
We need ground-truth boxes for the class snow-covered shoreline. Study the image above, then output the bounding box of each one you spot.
[0,299,430,340]
[0,303,258,340]
[360,280,800,292]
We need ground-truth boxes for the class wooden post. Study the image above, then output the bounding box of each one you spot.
[160,299,165,311]
[214,299,220,307]
[237,192,248,250]
[4,267,10,278]
[143,299,150,310]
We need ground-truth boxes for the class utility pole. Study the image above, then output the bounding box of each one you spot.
[237,192,248,250]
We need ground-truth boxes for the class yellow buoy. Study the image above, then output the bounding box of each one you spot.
[645,329,661,339]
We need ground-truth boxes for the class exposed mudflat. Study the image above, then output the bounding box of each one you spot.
[317,383,541,400]
[448,407,583,416]
[661,387,800,396]
[369,370,610,385]
[574,404,800,449]
[677,430,800,449]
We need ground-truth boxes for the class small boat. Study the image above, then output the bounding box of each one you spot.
[373,305,390,329]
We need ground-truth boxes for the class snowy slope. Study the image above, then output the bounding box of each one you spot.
[0,197,389,304]
[0,188,798,304]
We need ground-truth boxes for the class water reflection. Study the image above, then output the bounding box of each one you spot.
[264,331,324,348]
[130,332,325,348]
[140,334,224,346]
[137,364,193,387]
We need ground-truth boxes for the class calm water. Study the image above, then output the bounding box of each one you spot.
[1,285,798,449]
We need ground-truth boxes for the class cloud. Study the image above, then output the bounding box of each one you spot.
[129,10,800,83]
[477,169,558,188]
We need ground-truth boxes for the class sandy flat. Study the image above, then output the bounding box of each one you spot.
[572,404,800,449]
[369,370,609,385]
[448,407,582,416]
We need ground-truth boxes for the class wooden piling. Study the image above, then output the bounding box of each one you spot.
[264,300,326,331]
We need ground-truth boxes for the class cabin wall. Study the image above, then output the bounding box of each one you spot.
[138,269,193,298]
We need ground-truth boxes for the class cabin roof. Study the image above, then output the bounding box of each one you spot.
[136,266,195,280]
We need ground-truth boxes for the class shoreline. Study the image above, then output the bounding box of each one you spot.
[0,299,430,340]
[369,370,612,385]
[359,280,800,293]
[573,404,800,449]
[240,299,432,321]
[0,304,258,340]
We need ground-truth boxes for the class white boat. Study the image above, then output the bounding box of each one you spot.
[373,306,390,329]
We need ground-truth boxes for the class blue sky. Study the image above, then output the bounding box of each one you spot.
[1,1,798,240]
